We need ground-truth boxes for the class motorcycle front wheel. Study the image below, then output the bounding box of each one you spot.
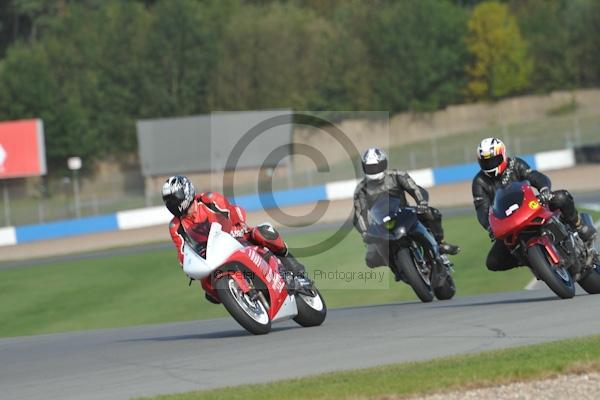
[527,245,575,299]
[293,288,327,327]
[396,248,434,302]
[215,275,272,335]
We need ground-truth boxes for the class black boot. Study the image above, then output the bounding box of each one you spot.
[280,253,313,294]
[439,241,460,255]
[280,253,307,276]
[389,264,403,282]
[574,215,596,243]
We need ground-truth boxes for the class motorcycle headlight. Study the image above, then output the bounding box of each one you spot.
[383,216,396,231]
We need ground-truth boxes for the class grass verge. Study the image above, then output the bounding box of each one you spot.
[1,211,595,338]
[138,334,600,400]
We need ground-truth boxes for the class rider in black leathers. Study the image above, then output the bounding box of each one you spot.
[353,148,460,272]
[472,137,595,271]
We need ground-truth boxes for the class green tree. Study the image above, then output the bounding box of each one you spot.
[0,1,146,172]
[511,0,574,92]
[0,43,97,173]
[345,0,469,112]
[140,0,221,117]
[209,2,370,111]
[93,1,151,154]
[465,1,532,100]
[566,0,600,87]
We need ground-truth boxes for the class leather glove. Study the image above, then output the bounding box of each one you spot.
[538,187,553,204]
[416,202,429,215]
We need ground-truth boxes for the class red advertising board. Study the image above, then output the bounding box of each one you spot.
[0,119,46,178]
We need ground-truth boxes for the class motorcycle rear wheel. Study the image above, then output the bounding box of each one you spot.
[215,275,272,335]
[527,245,575,299]
[396,248,434,303]
[293,288,327,327]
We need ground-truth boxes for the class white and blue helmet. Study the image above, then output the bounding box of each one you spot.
[361,147,388,180]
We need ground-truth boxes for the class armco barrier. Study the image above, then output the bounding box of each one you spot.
[0,148,577,247]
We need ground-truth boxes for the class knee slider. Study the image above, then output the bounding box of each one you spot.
[251,223,287,255]
[485,254,502,271]
[365,250,384,268]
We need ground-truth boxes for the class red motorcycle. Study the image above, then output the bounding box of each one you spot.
[182,223,326,334]
[489,181,600,299]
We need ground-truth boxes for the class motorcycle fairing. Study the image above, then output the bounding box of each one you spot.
[489,183,554,242]
[184,222,290,319]
[183,222,243,279]
[272,295,298,322]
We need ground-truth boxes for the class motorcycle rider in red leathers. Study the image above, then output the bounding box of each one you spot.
[162,175,309,302]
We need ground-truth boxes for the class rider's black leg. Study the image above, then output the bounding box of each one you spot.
[365,243,387,268]
[280,252,306,276]
[550,190,595,242]
[366,243,399,280]
[486,240,521,271]
[421,207,460,255]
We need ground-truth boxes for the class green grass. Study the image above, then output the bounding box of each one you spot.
[138,334,600,400]
[0,214,536,338]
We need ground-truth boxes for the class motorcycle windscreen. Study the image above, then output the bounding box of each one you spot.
[492,182,525,219]
[368,196,402,225]
[206,222,244,269]
[183,243,214,279]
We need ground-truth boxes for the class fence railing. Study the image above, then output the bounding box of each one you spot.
[1,110,599,227]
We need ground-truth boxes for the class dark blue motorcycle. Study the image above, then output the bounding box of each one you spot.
[365,196,456,302]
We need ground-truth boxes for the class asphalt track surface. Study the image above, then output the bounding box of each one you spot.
[3,287,600,400]
[2,191,600,399]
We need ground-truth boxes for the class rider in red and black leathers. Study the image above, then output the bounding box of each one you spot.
[163,176,306,293]
[472,137,593,271]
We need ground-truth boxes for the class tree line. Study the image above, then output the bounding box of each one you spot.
[0,0,598,175]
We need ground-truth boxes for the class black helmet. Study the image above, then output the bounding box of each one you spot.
[162,175,195,217]
[361,147,388,180]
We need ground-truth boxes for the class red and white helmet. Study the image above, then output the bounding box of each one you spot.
[477,137,508,177]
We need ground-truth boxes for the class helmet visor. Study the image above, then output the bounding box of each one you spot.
[363,159,387,175]
[478,154,503,171]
